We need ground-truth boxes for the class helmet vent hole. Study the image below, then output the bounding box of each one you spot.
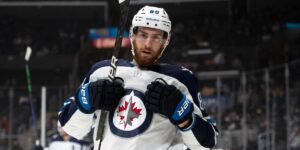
[147,22,149,25]
[155,24,157,26]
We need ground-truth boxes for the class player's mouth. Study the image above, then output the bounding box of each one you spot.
[141,50,152,56]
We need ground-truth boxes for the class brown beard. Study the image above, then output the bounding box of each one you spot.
[132,40,164,68]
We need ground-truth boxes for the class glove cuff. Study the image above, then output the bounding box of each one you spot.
[170,106,193,125]
[178,113,195,131]
[74,83,95,114]
[170,96,194,125]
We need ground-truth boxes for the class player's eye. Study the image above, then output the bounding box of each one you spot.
[152,35,163,44]
[137,33,148,40]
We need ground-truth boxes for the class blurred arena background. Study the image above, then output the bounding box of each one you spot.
[0,0,299,149]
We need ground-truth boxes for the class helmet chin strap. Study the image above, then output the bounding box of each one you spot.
[130,27,136,56]
[157,37,170,59]
[130,37,135,56]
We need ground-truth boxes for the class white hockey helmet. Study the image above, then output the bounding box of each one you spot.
[130,6,172,56]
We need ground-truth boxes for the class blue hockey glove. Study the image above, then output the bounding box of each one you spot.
[144,80,194,126]
[75,78,125,114]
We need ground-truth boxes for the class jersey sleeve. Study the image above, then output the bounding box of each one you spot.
[176,69,219,148]
[57,60,110,139]
[58,97,95,140]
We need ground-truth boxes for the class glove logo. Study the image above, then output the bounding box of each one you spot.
[172,96,192,121]
[80,84,88,104]
[178,99,190,116]
[77,84,91,112]
[109,90,153,138]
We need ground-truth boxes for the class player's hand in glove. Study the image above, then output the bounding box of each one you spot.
[75,78,125,114]
[144,79,194,129]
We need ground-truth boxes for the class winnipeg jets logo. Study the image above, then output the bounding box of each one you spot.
[117,93,142,129]
[109,90,153,137]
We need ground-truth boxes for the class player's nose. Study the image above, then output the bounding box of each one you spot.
[144,38,152,48]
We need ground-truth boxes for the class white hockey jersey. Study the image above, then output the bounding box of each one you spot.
[58,59,218,150]
[46,133,91,150]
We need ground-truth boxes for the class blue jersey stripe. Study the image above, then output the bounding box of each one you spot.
[59,100,78,126]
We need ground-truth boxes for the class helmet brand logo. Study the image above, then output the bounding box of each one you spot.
[146,17,159,22]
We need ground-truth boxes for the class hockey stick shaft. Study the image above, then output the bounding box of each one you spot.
[25,61,38,148]
[95,0,130,149]
[25,46,37,133]
[25,63,37,129]
[25,64,32,94]
[108,0,131,81]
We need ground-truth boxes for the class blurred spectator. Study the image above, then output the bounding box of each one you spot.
[289,126,300,150]
[47,126,91,150]
[12,138,23,150]
[0,115,9,136]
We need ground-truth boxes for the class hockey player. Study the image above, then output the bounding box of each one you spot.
[47,126,91,150]
[58,5,218,150]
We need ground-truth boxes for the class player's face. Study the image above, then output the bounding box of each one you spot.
[132,27,166,68]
